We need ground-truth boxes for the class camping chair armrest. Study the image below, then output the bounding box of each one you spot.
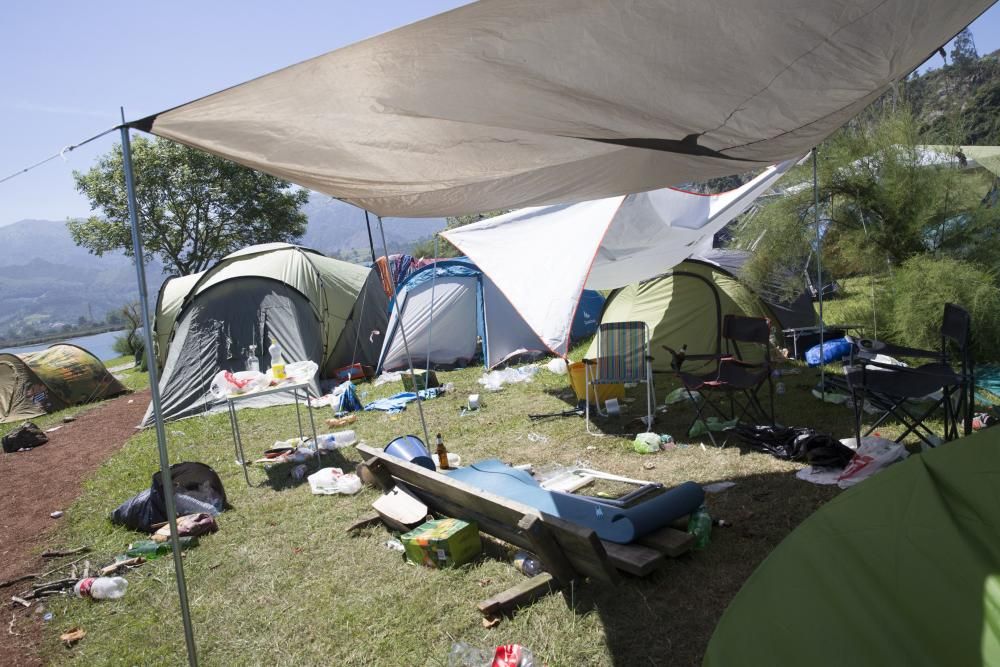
[582,358,597,366]
[876,342,942,360]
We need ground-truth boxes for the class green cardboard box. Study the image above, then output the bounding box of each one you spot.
[401,518,481,568]
[401,369,439,392]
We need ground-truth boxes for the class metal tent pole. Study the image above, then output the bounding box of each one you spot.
[119,112,198,667]
[364,210,378,266]
[813,147,825,398]
[374,214,431,446]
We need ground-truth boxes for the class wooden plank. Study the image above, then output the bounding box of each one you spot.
[517,515,577,587]
[345,511,383,533]
[600,540,665,577]
[477,572,558,618]
[357,444,619,584]
[360,457,394,491]
[638,526,695,558]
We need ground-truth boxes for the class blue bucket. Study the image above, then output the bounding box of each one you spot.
[384,435,436,471]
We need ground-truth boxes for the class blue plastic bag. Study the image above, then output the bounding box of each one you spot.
[805,337,853,366]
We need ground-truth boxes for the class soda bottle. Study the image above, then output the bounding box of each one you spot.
[126,536,198,559]
[512,551,543,577]
[268,338,286,380]
[74,576,128,600]
[687,504,712,550]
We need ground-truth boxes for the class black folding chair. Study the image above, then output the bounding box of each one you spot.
[665,315,775,445]
[844,303,973,448]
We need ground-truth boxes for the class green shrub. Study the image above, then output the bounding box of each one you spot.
[883,256,1000,362]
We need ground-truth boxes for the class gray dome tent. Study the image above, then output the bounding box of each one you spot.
[144,243,387,425]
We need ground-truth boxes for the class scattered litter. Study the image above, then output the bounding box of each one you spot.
[467,394,481,411]
[42,612,53,622]
[60,627,86,646]
[325,413,357,428]
[478,365,539,391]
[664,387,701,404]
[700,443,707,451]
[151,513,218,542]
[633,433,661,454]
[586,445,597,451]
[546,357,568,375]
[449,641,535,664]
[689,417,737,438]
[290,464,309,481]
[2,422,48,453]
[307,468,363,495]
[384,538,405,552]
[73,576,127,600]
[642,462,656,470]
[315,430,357,450]
[374,371,402,387]
[526,432,548,443]
[50,511,63,519]
[44,426,63,433]
[703,481,737,494]
[62,416,76,423]
[127,399,134,404]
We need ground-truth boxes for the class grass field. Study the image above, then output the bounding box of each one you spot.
[24,294,954,665]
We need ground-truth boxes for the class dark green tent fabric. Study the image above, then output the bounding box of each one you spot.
[704,429,1000,666]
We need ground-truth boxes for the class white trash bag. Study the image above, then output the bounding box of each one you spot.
[209,370,269,399]
[546,358,569,375]
[285,360,319,382]
[836,436,908,488]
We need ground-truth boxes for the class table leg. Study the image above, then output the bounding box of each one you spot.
[230,400,251,486]
[304,388,321,470]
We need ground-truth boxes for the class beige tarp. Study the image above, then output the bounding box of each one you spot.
[135,0,995,217]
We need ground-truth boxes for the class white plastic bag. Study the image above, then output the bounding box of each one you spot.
[477,365,539,391]
[209,370,268,399]
[307,467,363,495]
[546,358,568,375]
[285,360,319,382]
[836,436,908,488]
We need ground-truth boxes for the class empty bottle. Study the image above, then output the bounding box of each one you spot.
[268,338,286,380]
[125,536,198,559]
[688,504,712,550]
[512,551,543,577]
[74,576,128,600]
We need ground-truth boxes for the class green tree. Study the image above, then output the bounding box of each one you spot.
[733,108,996,294]
[951,28,978,70]
[411,210,510,258]
[70,137,309,276]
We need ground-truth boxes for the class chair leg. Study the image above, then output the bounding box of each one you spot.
[584,365,603,437]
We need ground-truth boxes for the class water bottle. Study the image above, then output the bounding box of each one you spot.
[74,577,128,600]
[512,551,543,577]
[687,504,712,550]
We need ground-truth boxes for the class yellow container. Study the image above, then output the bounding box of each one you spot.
[568,361,625,405]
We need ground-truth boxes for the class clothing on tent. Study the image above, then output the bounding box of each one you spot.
[145,243,388,425]
[133,0,990,217]
[377,259,548,372]
[443,162,799,356]
[0,344,127,423]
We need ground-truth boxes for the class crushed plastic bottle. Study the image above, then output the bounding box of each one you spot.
[74,576,128,600]
[512,551,543,577]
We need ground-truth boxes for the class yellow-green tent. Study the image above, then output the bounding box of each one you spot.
[0,343,127,423]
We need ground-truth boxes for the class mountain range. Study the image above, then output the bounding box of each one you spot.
[0,195,445,339]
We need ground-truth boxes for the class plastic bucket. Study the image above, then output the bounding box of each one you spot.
[567,362,625,405]
[385,435,436,471]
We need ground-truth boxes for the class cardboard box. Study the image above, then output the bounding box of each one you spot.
[401,369,439,392]
[401,518,481,568]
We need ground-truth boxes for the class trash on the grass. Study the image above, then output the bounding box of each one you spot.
[2,421,48,453]
[60,627,86,646]
[384,538,405,552]
[468,394,481,411]
[512,551,543,577]
[111,462,226,532]
[689,417,737,438]
[126,537,198,559]
[326,413,358,428]
[373,486,428,527]
[50,511,64,519]
[664,387,702,404]
[315,430,357,450]
[402,369,439,392]
[374,370,403,387]
[703,481,737,494]
[546,357,568,375]
[42,612,53,622]
[73,576,127,600]
[45,425,63,433]
[478,365,539,391]
[151,513,218,542]
[688,505,712,550]
[526,432,548,443]
[307,467,363,495]
[401,518,482,568]
[308,381,363,412]
[633,433,661,454]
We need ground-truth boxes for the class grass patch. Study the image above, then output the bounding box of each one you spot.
[37,349,939,665]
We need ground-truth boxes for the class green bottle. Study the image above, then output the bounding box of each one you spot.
[126,536,198,559]
[687,504,712,550]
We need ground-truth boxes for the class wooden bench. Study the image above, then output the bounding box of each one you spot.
[355,444,694,616]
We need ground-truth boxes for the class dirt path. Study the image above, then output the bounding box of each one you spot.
[0,390,150,666]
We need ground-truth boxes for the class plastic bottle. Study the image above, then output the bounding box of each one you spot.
[512,551,543,577]
[74,577,128,600]
[125,536,198,559]
[687,504,712,550]
[268,338,286,380]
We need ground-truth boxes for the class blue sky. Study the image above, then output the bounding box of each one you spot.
[3,1,1000,225]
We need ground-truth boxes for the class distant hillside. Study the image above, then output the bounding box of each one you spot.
[0,195,446,339]
[906,49,1000,146]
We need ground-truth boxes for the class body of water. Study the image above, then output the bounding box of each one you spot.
[1,329,127,361]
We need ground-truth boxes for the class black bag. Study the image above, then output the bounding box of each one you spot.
[734,423,854,469]
[2,422,49,453]
[111,462,227,532]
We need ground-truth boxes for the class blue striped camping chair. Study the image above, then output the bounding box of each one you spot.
[584,321,655,434]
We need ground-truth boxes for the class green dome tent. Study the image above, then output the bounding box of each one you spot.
[145,243,388,425]
[704,428,1000,665]
[589,250,815,372]
[0,343,128,423]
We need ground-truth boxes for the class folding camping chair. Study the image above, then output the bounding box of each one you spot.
[584,321,655,434]
[844,302,973,448]
[664,315,775,446]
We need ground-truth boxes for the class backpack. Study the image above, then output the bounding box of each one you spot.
[2,422,49,453]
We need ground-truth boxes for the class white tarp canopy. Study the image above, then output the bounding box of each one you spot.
[133,0,995,218]
[442,159,798,355]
